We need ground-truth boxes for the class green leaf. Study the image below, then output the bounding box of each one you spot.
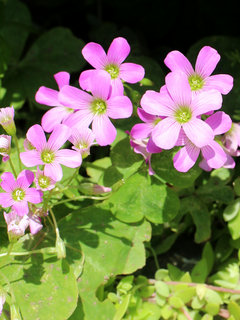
[228,301,240,320]
[2,27,85,107]
[103,172,179,223]
[202,242,214,274]
[233,177,240,196]
[228,207,240,240]
[110,137,143,180]
[0,234,78,320]
[85,157,112,184]
[151,150,201,188]
[223,199,240,222]
[155,281,169,297]
[113,294,131,320]
[57,205,151,320]
[174,286,196,303]
[168,296,184,308]
[0,0,32,63]
[191,258,209,283]
[209,261,239,289]
[205,303,220,316]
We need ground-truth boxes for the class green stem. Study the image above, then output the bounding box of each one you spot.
[49,208,60,238]
[6,242,14,257]
[62,167,79,186]
[0,247,56,258]
[13,134,22,172]
[8,157,17,178]
[50,194,111,208]
[147,244,160,270]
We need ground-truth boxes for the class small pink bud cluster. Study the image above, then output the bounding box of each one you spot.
[130,46,236,172]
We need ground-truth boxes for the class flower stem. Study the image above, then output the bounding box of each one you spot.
[8,157,17,178]
[13,134,22,172]
[62,167,79,186]
[0,247,56,258]
[50,194,111,208]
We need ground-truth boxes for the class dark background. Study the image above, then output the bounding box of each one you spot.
[21,0,240,63]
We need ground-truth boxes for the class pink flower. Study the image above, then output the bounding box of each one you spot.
[28,212,43,235]
[0,134,11,162]
[80,37,145,96]
[141,71,222,150]
[35,167,56,191]
[35,72,76,132]
[164,46,233,95]
[4,210,29,240]
[0,289,6,316]
[0,170,43,216]
[59,70,133,146]
[20,124,82,181]
[69,127,95,159]
[222,122,240,155]
[0,106,16,135]
[173,112,232,172]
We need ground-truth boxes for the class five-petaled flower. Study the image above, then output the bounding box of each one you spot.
[20,124,82,182]
[0,170,43,216]
[164,46,233,95]
[80,37,145,96]
[59,70,133,146]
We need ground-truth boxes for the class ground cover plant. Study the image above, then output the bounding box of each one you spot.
[1,0,240,319]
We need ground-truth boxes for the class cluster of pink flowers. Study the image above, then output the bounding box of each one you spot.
[0,38,240,245]
[130,46,238,173]
[0,37,144,240]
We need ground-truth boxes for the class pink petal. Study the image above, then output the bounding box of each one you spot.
[17,170,34,189]
[173,143,200,172]
[79,69,97,91]
[35,87,60,106]
[92,114,116,146]
[165,71,192,106]
[41,106,73,133]
[120,63,145,83]
[20,150,43,167]
[205,111,232,135]
[195,46,220,78]
[82,42,107,69]
[107,95,133,119]
[54,71,70,89]
[56,149,82,168]
[131,123,153,139]
[164,50,194,74]
[146,137,162,153]
[1,172,16,192]
[47,124,71,151]
[59,85,93,110]
[201,140,227,169]
[88,70,111,100]
[29,215,43,235]
[152,117,181,149]
[199,159,212,171]
[25,188,43,204]
[107,37,130,64]
[13,201,29,216]
[224,154,236,169]
[191,90,222,116]
[110,78,124,97]
[44,162,63,182]
[204,74,234,95]
[0,193,14,207]
[63,109,94,128]
[137,108,157,123]
[26,124,46,150]
[183,118,214,148]
[141,90,175,116]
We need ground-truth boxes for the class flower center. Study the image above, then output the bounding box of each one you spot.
[12,188,25,202]
[91,99,107,115]
[38,175,50,189]
[174,106,192,124]
[41,150,55,164]
[188,74,205,91]
[104,64,119,79]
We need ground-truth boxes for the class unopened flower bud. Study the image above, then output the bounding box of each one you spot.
[0,134,11,161]
[79,182,112,195]
[4,211,29,243]
[0,107,16,136]
[56,236,66,259]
